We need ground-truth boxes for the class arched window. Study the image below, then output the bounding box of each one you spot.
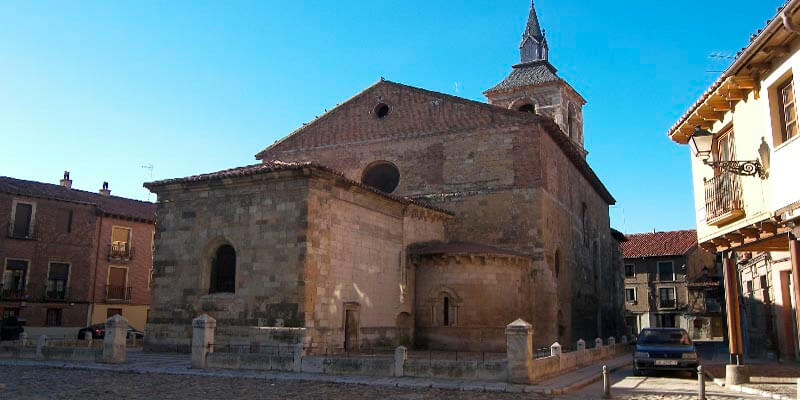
[518,103,535,113]
[361,161,400,193]
[443,296,450,326]
[210,244,236,293]
[554,249,561,278]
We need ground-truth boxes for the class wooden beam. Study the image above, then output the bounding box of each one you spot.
[700,242,718,253]
[762,45,790,58]
[725,232,745,244]
[730,76,757,90]
[746,62,772,75]
[762,221,778,235]
[712,237,731,248]
[687,116,713,130]
[739,227,760,239]
[720,89,747,101]
[697,108,725,121]
[707,99,733,112]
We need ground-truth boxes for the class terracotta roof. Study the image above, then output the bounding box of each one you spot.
[667,0,795,139]
[255,79,613,205]
[0,176,155,223]
[144,161,454,216]
[409,241,530,259]
[621,230,698,259]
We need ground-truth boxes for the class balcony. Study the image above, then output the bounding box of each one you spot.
[658,299,676,309]
[0,287,27,300]
[704,171,745,226]
[43,287,68,302]
[105,285,132,302]
[108,242,134,261]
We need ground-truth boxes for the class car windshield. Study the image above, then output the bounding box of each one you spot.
[639,330,691,345]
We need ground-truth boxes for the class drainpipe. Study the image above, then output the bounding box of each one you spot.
[88,211,104,326]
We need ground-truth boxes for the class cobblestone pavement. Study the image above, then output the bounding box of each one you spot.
[0,364,764,400]
[706,362,800,398]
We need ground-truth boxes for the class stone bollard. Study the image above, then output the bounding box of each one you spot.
[620,335,628,345]
[608,337,616,346]
[293,343,305,372]
[577,339,586,351]
[505,319,534,384]
[394,346,408,377]
[35,335,47,360]
[602,365,610,398]
[595,338,603,348]
[191,314,216,369]
[725,364,750,385]
[102,314,128,364]
[698,365,705,400]
[18,332,28,347]
[550,342,562,357]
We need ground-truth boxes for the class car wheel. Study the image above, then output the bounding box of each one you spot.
[633,366,642,376]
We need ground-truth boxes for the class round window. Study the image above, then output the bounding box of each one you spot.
[374,103,390,119]
[362,161,400,193]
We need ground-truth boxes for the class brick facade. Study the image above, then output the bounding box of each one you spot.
[0,177,155,335]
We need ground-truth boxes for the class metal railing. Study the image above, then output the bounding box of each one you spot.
[0,287,26,300]
[704,171,743,223]
[105,285,132,302]
[43,287,68,301]
[108,243,134,260]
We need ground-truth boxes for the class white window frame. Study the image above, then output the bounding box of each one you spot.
[9,199,37,239]
[625,287,637,303]
[658,286,678,310]
[657,261,675,282]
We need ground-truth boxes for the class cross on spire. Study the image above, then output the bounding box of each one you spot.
[520,0,548,63]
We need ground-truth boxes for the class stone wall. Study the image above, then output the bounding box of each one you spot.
[413,254,533,352]
[304,176,446,351]
[146,171,313,351]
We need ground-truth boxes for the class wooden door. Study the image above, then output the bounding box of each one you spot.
[344,309,359,352]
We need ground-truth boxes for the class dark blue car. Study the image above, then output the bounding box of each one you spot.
[633,328,699,377]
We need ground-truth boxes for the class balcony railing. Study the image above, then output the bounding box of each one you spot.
[105,285,132,302]
[43,287,68,301]
[0,287,27,300]
[659,299,676,309]
[108,243,134,261]
[704,171,744,225]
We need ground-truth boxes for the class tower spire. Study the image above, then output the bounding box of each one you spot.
[520,0,548,63]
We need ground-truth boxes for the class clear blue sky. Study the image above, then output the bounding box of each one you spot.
[0,1,780,234]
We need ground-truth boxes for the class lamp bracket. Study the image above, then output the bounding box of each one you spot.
[702,159,766,179]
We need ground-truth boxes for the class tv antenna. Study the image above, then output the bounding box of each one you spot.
[141,163,154,201]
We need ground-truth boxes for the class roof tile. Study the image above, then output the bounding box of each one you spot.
[621,230,698,259]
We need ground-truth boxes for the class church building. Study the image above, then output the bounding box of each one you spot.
[144,2,625,353]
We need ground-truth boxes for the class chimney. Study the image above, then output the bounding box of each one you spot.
[99,181,111,196]
[59,171,72,189]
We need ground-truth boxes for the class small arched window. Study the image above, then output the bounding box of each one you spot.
[518,103,535,113]
[362,161,400,193]
[443,296,450,326]
[210,244,236,293]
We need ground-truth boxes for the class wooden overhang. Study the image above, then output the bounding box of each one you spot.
[699,220,796,253]
[667,0,800,144]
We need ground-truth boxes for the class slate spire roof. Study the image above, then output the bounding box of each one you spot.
[523,0,544,40]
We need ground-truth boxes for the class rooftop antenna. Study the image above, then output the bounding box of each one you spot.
[141,163,154,201]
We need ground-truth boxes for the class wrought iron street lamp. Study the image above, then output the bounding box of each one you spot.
[688,126,766,179]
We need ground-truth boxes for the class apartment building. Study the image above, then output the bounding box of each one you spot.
[0,173,155,336]
[668,0,800,359]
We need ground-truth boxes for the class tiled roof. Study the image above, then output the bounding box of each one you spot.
[667,0,794,138]
[485,61,561,93]
[409,241,530,259]
[0,176,155,222]
[144,161,454,216]
[621,230,698,259]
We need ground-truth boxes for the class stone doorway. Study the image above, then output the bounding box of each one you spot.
[344,303,360,352]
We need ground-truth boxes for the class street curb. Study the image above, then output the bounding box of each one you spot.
[704,370,792,400]
[541,360,632,395]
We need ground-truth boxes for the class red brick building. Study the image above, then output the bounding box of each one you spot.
[0,173,155,336]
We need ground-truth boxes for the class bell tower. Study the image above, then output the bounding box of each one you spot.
[484,1,587,153]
